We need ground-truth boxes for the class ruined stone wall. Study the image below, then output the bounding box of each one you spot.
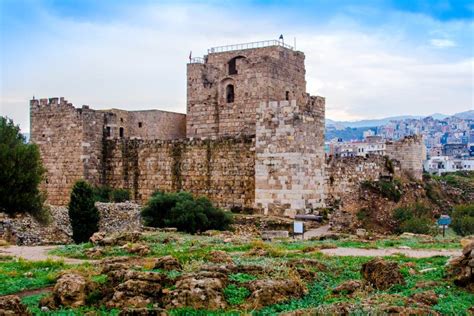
[325,156,401,212]
[30,98,92,205]
[104,136,256,209]
[386,135,425,180]
[255,98,326,216]
[187,46,307,138]
[103,109,186,140]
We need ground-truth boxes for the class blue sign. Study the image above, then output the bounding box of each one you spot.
[438,215,451,226]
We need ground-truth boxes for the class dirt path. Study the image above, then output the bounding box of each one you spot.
[0,246,91,264]
[304,225,330,239]
[320,247,461,258]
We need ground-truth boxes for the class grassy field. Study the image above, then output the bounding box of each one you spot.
[3,231,471,315]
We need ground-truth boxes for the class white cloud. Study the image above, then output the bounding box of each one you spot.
[430,38,456,48]
[0,2,472,132]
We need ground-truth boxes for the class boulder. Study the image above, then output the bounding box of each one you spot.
[101,231,142,246]
[89,231,107,245]
[0,295,31,316]
[163,272,228,310]
[361,258,405,290]
[246,279,307,308]
[107,271,164,309]
[412,290,438,306]
[207,250,233,264]
[154,255,182,271]
[332,280,363,294]
[446,241,474,292]
[121,243,150,256]
[85,246,105,258]
[52,273,89,308]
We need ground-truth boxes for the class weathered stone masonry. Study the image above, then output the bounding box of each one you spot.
[30,41,425,215]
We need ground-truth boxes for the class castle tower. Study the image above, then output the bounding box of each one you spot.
[187,40,307,138]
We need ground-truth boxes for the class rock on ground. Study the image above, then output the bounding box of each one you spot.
[332,280,363,294]
[446,241,474,292]
[361,258,405,290]
[39,273,90,309]
[246,279,307,308]
[154,255,182,271]
[0,295,31,316]
[163,271,228,310]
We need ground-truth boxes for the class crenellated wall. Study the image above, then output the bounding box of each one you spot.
[187,46,307,138]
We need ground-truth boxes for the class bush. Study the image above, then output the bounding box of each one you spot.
[110,188,130,202]
[451,204,474,236]
[361,179,402,202]
[399,217,434,235]
[68,180,100,243]
[393,203,434,234]
[141,191,232,234]
[0,117,45,216]
[93,186,130,203]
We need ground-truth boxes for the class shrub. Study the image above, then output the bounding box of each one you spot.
[0,117,45,216]
[141,191,232,234]
[399,217,434,235]
[93,186,112,203]
[451,204,474,236]
[393,203,434,234]
[110,188,130,202]
[93,186,130,203]
[68,180,100,243]
[361,179,402,202]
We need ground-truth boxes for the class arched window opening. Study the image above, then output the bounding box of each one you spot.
[226,84,235,103]
[285,91,290,100]
[119,127,124,138]
[228,56,246,75]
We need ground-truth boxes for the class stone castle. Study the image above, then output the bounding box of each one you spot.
[30,40,424,216]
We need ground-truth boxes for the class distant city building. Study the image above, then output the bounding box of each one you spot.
[424,156,474,175]
[443,143,469,158]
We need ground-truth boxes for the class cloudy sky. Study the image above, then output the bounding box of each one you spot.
[1,0,473,132]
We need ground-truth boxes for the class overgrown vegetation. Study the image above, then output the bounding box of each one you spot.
[20,230,471,315]
[69,180,100,243]
[393,203,434,235]
[0,117,45,216]
[141,191,233,234]
[0,258,66,296]
[361,179,402,202]
[93,186,130,203]
[451,204,474,236]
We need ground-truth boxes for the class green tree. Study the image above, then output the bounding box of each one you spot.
[0,117,45,215]
[68,180,100,243]
[451,204,474,236]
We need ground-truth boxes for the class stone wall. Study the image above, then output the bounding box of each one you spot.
[386,135,425,180]
[255,98,326,216]
[0,203,141,245]
[103,109,186,140]
[30,98,97,205]
[104,136,256,209]
[325,156,400,212]
[187,46,307,138]
[31,98,187,205]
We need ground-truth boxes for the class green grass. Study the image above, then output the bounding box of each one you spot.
[21,230,471,315]
[0,258,66,296]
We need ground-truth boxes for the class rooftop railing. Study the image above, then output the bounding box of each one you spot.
[189,57,205,64]
[208,40,294,54]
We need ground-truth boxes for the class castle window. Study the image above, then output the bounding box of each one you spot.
[229,58,237,75]
[228,56,246,75]
[119,127,124,138]
[226,84,234,103]
[120,118,124,123]
[285,91,289,100]
[138,122,143,128]
[106,127,111,137]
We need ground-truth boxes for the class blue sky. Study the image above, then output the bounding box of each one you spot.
[1,0,473,132]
